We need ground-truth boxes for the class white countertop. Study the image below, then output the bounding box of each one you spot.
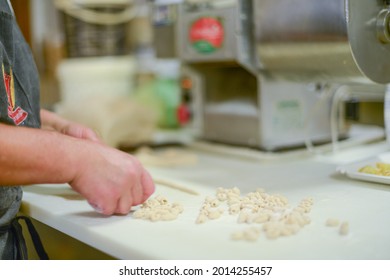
[20,139,390,260]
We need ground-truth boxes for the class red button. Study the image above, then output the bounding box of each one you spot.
[177,104,191,125]
[181,77,193,90]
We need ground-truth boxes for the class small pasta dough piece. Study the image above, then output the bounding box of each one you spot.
[150,212,162,222]
[253,213,269,224]
[339,222,349,236]
[208,209,223,220]
[195,214,208,224]
[228,203,241,215]
[237,211,250,224]
[210,199,220,208]
[161,213,177,221]
[243,227,261,242]
[265,228,281,240]
[132,209,146,219]
[231,227,261,242]
[280,226,294,236]
[231,231,244,241]
[155,195,169,205]
[325,218,340,227]
[172,203,184,213]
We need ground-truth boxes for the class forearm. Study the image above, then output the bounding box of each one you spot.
[0,123,80,186]
[0,122,155,215]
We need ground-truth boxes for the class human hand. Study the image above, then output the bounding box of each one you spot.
[60,121,101,143]
[40,109,155,215]
[40,109,101,142]
[69,141,155,215]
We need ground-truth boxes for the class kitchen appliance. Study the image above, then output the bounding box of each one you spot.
[55,0,137,58]
[176,0,390,151]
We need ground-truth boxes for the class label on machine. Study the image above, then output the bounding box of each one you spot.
[189,17,224,54]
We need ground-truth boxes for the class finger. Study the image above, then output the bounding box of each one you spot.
[62,123,101,142]
[88,201,104,214]
[83,127,102,143]
[88,199,116,216]
[116,194,133,215]
[141,169,156,202]
[131,178,144,206]
[86,187,119,216]
[61,124,82,139]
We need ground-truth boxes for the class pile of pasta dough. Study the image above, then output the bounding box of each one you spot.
[133,186,349,242]
[133,195,184,222]
[195,187,313,241]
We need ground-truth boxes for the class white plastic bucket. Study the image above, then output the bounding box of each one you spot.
[57,56,137,104]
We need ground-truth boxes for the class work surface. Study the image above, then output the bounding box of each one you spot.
[21,140,390,260]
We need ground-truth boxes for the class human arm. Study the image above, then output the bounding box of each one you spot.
[0,122,155,215]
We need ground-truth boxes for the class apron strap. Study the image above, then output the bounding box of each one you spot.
[0,216,49,260]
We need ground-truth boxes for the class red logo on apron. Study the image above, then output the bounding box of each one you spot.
[2,64,28,125]
[189,17,224,53]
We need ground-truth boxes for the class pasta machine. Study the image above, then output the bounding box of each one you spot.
[176,0,390,151]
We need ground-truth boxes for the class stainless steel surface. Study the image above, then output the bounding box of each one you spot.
[347,0,390,83]
[253,0,390,83]
[376,8,390,43]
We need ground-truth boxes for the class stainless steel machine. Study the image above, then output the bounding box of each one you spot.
[176,0,390,151]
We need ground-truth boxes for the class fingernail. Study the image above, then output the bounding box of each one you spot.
[88,202,104,213]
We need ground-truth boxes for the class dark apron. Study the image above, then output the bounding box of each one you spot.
[0,0,47,259]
